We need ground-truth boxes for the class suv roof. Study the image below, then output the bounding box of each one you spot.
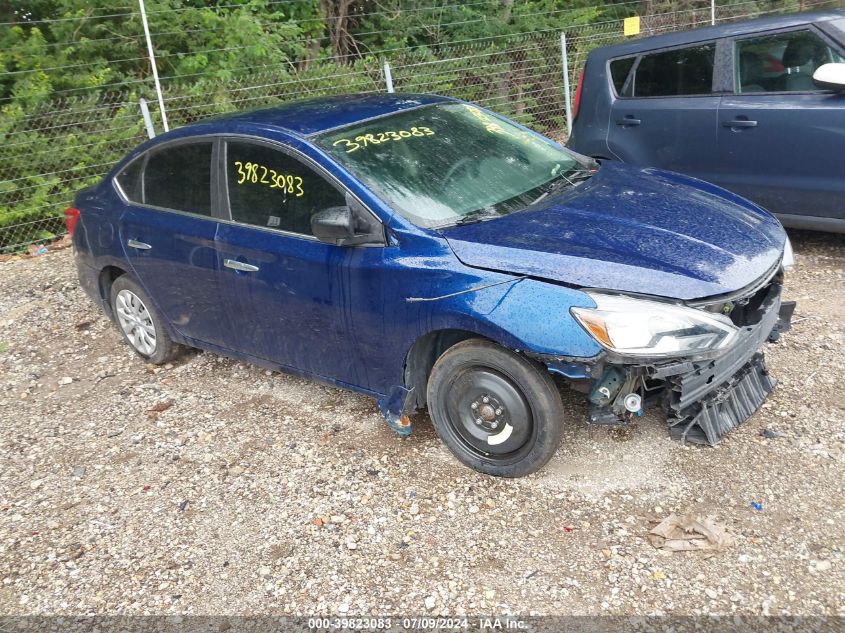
[588,9,845,59]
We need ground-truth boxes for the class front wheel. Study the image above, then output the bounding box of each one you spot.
[426,339,564,477]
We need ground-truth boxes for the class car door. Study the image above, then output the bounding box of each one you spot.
[607,41,720,183]
[116,139,229,347]
[716,27,845,222]
[214,137,381,385]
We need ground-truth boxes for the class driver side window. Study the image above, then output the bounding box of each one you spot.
[225,141,346,235]
[735,29,844,94]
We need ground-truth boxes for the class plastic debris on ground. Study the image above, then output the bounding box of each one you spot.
[647,514,734,552]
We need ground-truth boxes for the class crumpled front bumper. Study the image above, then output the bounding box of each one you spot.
[663,282,793,444]
[539,279,795,445]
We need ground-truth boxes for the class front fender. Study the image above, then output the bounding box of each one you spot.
[423,277,602,358]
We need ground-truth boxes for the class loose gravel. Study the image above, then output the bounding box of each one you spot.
[0,230,843,617]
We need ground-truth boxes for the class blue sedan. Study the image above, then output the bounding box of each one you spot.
[68,93,794,477]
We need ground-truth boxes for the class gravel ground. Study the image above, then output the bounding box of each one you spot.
[0,230,843,618]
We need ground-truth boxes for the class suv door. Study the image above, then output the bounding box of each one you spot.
[215,138,384,385]
[607,41,721,182]
[716,27,845,224]
[116,140,228,347]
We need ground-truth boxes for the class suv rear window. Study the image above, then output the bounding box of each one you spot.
[632,43,716,97]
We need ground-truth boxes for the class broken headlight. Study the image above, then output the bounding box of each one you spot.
[571,293,738,358]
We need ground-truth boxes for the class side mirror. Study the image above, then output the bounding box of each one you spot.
[311,205,384,246]
[311,206,354,244]
[813,63,845,92]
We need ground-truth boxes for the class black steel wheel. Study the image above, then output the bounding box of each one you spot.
[427,339,563,477]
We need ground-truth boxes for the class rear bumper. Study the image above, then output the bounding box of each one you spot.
[74,252,107,312]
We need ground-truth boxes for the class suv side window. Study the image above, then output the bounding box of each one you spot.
[610,57,636,95]
[225,141,347,236]
[144,142,213,215]
[735,29,845,93]
[632,43,716,97]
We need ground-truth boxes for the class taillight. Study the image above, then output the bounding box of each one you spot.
[572,71,585,122]
[64,207,80,235]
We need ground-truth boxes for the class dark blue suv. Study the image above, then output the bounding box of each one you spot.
[567,10,845,232]
[69,93,794,477]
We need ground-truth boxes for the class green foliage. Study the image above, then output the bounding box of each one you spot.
[0,0,837,250]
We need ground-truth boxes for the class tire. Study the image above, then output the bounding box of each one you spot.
[426,339,564,477]
[110,274,180,365]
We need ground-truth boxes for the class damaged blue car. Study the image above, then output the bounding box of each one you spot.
[69,93,794,477]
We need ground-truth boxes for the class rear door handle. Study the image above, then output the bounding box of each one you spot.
[616,117,641,126]
[723,119,757,128]
[224,259,259,273]
[127,239,152,250]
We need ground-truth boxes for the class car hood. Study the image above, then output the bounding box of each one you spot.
[439,163,786,301]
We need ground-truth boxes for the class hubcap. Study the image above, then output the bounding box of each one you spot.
[446,367,533,457]
[115,289,156,356]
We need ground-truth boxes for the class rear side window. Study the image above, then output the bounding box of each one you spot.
[225,141,346,236]
[610,57,636,95]
[735,29,845,93]
[115,157,143,202]
[144,143,213,216]
[632,43,716,97]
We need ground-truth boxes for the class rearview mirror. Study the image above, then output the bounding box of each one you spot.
[813,63,845,92]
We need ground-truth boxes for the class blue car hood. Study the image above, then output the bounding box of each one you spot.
[440,163,786,301]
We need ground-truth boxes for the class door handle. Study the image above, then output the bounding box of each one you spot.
[224,259,259,272]
[127,239,152,250]
[722,119,757,128]
[616,117,641,126]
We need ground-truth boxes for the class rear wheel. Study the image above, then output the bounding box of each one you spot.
[110,275,180,365]
[426,339,563,477]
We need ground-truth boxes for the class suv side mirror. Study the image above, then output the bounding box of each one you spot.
[813,63,845,92]
[311,205,384,246]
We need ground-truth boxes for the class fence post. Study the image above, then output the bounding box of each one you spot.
[560,32,573,137]
[138,0,169,132]
[711,0,716,25]
[139,98,156,139]
[383,60,395,93]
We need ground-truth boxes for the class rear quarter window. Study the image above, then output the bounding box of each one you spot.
[632,43,716,97]
[115,157,143,202]
[610,57,636,95]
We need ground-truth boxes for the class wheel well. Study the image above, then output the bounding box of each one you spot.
[98,265,127,317]
[404,329,484,410]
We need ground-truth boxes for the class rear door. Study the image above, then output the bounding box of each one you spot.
[117,139,228,347]
[716,26,845,222]
[607,41,720,182]
[214,138,372,384]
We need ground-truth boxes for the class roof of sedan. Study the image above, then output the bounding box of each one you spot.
[201,92,454,137]
[588,9,844,59]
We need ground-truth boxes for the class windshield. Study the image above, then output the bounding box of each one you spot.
[316,103,589,228]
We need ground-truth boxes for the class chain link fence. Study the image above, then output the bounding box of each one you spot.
[0,0,840,254]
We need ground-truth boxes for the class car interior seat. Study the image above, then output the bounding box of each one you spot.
[782,36,827,91]
[739,50,767,92]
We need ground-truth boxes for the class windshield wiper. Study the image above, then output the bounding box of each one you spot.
[529,168,596,206]
[434,208,501,229]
